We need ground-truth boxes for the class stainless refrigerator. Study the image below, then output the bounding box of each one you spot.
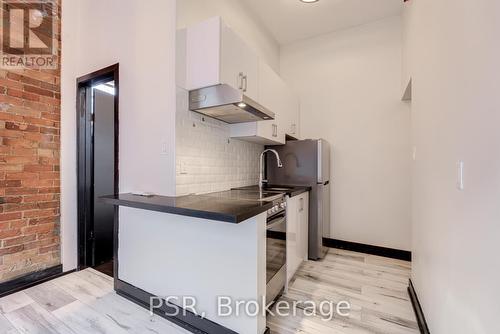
[267,139,331,260]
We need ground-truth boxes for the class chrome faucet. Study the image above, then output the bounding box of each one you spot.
[259,149,283,192]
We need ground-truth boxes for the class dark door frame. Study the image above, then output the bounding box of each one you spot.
[76,64,119,270]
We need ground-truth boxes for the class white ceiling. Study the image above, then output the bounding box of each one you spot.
[240,0,403,45]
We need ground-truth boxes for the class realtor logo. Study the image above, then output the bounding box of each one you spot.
[1,0,57,69]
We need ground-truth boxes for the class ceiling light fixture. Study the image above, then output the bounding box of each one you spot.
[300,0,319,3]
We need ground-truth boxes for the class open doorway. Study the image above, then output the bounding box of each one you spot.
[76,64,119,277]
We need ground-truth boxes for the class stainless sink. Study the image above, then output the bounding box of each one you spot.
[265,187,294,192]
[230,186,297,202]
[228,188,285,202]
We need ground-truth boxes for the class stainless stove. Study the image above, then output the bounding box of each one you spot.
[230,187,288,304]
[264,193,287,305]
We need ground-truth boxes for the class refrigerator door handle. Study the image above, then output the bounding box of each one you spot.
[317,182,331,252]
[317,139,331,183]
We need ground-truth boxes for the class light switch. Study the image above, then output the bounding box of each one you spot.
[457,161,464,190]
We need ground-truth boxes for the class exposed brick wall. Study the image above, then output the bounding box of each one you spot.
[0,2,61,282]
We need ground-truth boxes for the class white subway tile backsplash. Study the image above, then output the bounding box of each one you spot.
[176,88,263,195]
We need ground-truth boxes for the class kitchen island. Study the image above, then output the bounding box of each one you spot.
[101,187,308,334]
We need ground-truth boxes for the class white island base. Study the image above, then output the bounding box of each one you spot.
[116,207,267,334]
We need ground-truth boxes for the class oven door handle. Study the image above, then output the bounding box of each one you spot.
[267,215,286,230]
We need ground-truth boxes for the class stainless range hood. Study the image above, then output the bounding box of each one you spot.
[189,84,275,124]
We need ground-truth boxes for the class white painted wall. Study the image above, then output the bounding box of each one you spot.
[60,0,177,271]
[404,1,500,333]
[401,0,415,95]
[176,0,280,72]
[280,16,411,251]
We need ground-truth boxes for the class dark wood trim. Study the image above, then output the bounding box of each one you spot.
[0,265,76,298]
[76,84,92,268]
[113,66,120,199]
[323,238,411,261]
[76,64,119,270]
[408,279,431,334]
[115,279,238,334]
[76,64,120,85]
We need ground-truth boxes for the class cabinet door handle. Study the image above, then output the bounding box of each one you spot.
[272,124,277,137]
[299,198,304,212]
[243,75,248,92]
[238,72,244,90]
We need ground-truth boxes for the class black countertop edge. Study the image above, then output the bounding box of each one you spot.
[100,193,274,224]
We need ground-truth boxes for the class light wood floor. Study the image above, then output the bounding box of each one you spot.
[0,249,417,334]
[0,268,190,334]
[268,248,418,334]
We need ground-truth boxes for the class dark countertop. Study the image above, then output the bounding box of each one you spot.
[101,185,311,224]
[101,191,276,224]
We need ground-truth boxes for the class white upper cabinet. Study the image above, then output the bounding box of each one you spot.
[184,16,300,144]
[229,116,285,145]
[185,16,259,101]
[258,62,286,143]
[282,88,300,139]
[184,17,221,90]
[260,63,300,140]
[220,23,259,102]
[229,62,285,145]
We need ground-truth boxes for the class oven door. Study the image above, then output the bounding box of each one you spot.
[266,213,286,284]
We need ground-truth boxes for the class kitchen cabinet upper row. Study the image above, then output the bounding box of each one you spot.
[183,16,300,144]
